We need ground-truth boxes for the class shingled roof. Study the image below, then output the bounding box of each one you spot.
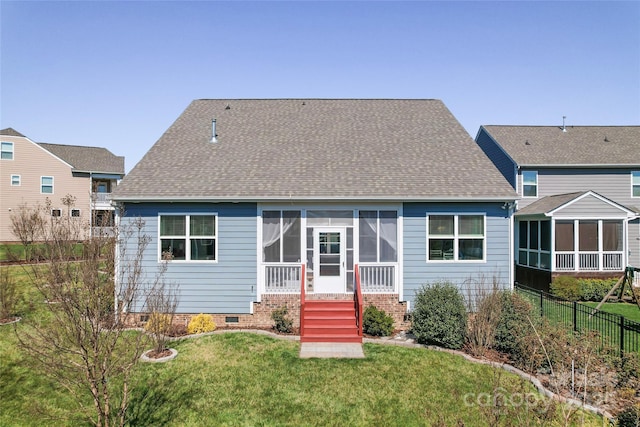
[0,128,26,137]
[39,143,125,175]
[481,125,640,167]
[115,99,516,201]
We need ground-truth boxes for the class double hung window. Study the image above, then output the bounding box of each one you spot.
[159,214,217,261]
[427,215,485,261]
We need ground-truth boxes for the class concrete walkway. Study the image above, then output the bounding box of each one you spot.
[299,342,365,359]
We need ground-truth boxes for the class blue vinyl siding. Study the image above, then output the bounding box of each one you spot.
[475,128,517,189]
[120,202,257,314]
[402,202,512,307]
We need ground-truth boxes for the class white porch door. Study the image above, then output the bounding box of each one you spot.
[313,228,345,293]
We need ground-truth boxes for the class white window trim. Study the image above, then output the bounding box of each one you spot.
[522,170,538,198]
[41,176,54,194]
[70,209,81,218]
[632,171,640,198]
[426,213,487,263]
[51,208,62,217]
[10,174,20,186]
[158,213,218,263]
[1,141,14,160]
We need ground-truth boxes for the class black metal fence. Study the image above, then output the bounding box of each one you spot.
[515,283,640,355]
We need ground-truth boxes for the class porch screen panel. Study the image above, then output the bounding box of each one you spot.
[379,211,397,262]
[262,211,281,262]
[359,211,377,262]
[579,221,598,251]
[282,211,301,262]
[540,221,551,251]
[603,221,623,251]
[555,221,574,251]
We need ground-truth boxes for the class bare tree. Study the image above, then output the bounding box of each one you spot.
[143,262,179,356]
[9,203,47,261]
[15,197,164,427]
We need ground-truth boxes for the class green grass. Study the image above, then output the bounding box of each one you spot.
[0,266,603,426]
[581,302,640,323]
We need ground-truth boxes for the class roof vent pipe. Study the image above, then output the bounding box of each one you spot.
[210,119,218,143]
[562,116,567,133]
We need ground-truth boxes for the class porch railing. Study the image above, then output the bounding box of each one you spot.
[354,264,363,338]
[264,264,302,293]
[91,192,112,204]
[555,252,624,272]
[358,264,396,292]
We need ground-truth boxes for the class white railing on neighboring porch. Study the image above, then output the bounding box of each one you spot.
[555,252,624,272]
[358,264,397,293]
[264,264,302,293]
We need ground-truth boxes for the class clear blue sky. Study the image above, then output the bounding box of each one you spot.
[1,1,639,172]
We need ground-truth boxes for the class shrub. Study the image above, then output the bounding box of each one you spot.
[363,305,394,336]
[466,288,503,356]
[144,312,172,335]
[271,306,293,333]
[411,282,467,349]
[617,405,640,427]
[187,313,216,335]
[579,278,619,302]
[550,275,580,301]
[494,292,539,368]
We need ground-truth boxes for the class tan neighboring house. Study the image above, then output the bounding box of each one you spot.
[0,128,125,242]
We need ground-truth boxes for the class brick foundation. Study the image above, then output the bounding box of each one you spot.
[131,293,410,331]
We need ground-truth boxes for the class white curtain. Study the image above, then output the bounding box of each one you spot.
[262,212,297,262]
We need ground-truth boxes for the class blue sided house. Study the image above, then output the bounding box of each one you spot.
[113,99,517,342]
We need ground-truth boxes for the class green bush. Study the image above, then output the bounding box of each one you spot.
[411,282,467,349]
[363,305,394,336]
[617,405,640,427]
[579,278,619,302]
[494,292,538,366]
[550,275,580,301]
[187,313,216,335]
[271,306,293,334]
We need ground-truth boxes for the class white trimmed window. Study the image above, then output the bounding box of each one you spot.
[71,209,81,217]
[633,171,640,197]
[427,214,485,261]
[51,209,62,217]
[159,214,217,261]
[522,171,538,197]
[11,175,20,186]
[41,176,54,194]
[1,142,13,160]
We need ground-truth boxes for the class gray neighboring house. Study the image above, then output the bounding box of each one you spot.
[476,125,640,290]
[113,99,517,335]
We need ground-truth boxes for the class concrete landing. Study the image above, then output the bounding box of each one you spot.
[299,342,365,359]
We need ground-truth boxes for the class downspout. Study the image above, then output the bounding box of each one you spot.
[509,204,515,290]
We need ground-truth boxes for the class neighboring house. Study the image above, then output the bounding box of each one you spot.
[476,125,640,290]
[113,99,517,340]
[0,128,125,242]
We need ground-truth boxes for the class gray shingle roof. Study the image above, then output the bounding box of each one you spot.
[515,191,639,216]
[0,128,26,137]
[39,143,125,175]
[481,125,640,166]
[515,192,587,216]
[115,99,517,201]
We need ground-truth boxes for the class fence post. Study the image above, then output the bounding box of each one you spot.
[573,301,577,332]
[620,316,625,355]
[540,290,543,316]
